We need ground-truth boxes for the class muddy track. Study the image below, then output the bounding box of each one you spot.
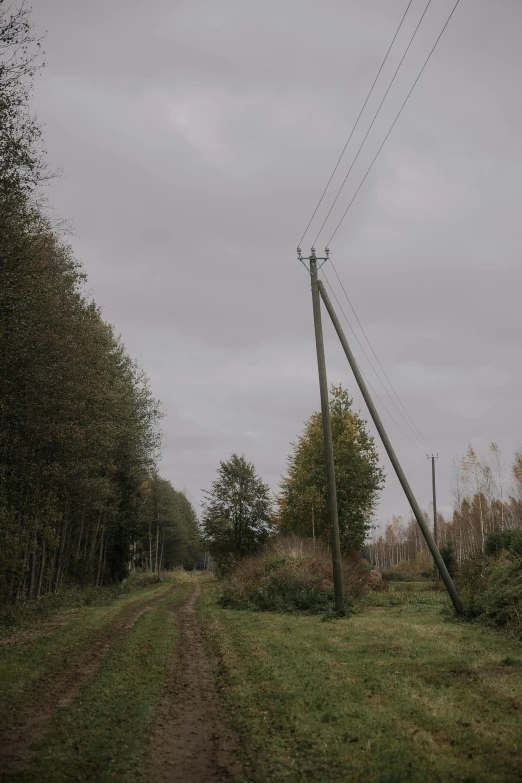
[147,583,242,783]
[0,583,179,775]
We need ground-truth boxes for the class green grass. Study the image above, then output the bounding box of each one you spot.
[0,578,178,732]
[4,582,193,782]
[200,580,522,783]
[0,571,176,636]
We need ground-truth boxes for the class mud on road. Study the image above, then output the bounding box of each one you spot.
[147,583,242,783]
[0,580,243,782]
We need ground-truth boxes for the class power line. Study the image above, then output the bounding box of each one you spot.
[298,0,415,247]
[322,265,431,449]
[329,258,432,450]
[327,0,462,245]
[313,0,433,246]
[407,458,429,479]
[322,271,425,452]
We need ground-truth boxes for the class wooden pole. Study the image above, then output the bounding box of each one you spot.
[309,250,344,614]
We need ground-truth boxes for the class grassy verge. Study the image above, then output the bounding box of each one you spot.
[0,570,186,636]
[200,579,522,783]
[4,582,193,782]
[0,576,183,732]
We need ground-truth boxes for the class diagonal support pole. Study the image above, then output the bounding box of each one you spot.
[318,280,462,615]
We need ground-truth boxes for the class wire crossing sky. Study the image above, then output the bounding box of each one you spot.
[30,0,522,532]
[326,0,462,245]
[298,0,415,248]
[297,0,463,477]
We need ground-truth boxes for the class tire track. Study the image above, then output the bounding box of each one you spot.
[0,583,178,775]
[147,582,242,783]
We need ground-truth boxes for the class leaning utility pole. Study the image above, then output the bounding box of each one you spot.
[316,272,462,615]
[299,246,344,614]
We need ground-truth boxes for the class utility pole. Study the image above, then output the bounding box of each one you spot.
[299,246,344,614]
[429,454,439,583]
[428,454,438,546]
[317,277,462,615]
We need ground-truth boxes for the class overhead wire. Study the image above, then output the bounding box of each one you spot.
[329,258,432,450]
[310,0,463,462]
[298,0,415,248]
[299,0,463,460]
[326,0,462,246]
[321,270,426,453]
[406,458,429,479]
[313,0,433,246]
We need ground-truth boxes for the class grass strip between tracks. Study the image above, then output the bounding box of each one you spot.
[200,579,522,783]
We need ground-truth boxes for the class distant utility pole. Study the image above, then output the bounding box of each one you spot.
[299,246,344,614]
[428,454,439,583]
[428,454,438,546]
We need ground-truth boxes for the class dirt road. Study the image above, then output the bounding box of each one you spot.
[148,583,242,783]
[0,578,242,782]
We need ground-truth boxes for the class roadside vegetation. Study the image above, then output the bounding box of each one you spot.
[219,536,369,614]
[278,385,384,551]
[201,578,522,783]
[0,569,180,636]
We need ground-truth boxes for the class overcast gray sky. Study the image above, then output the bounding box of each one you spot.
[31,0,522,532]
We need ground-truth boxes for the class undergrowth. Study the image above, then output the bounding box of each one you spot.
[219,536,368,614]
[0,569,185,634]
[458,547,522,640]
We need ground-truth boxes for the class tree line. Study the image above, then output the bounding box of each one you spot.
[368,443,522,571]
[0,3,199,602]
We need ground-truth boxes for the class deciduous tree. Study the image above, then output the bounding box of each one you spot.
[201,454,272,573]
[278,386,384,553]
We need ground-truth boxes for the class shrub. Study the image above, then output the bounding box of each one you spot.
[219,536,369,614]
[382,551,434,582]
[474,553,522,638]
[456,530,522,640]
[485,529,522,557]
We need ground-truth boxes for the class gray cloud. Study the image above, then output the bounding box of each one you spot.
[31,0,522,528]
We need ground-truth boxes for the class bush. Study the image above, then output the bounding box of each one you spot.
[381,551,434,582]
[219,536,369,614]
[456,530,522,640]
[485,529,522,557]
[475,553,522,638]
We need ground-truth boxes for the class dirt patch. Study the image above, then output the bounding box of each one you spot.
[147,582,242,783]
[0,585,178,775]
[0,612,81,649]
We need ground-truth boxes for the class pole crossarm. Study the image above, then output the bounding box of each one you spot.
[317,280,463,615]
[297,246,330,273]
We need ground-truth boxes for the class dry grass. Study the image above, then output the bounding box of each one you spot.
[219,536,370,613]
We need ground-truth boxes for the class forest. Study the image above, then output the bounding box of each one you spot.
[368,444,522,571]
[0,3,200,604]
